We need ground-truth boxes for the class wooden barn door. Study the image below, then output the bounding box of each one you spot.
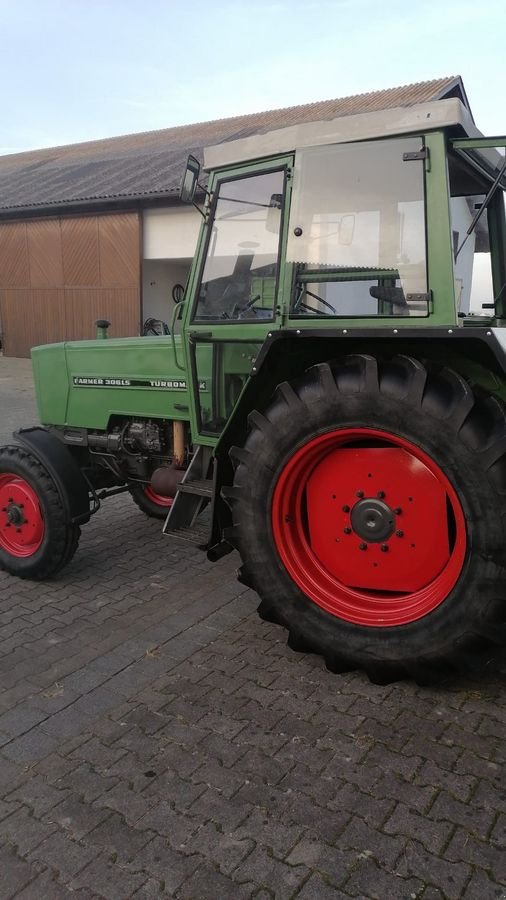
[0,212,141,357]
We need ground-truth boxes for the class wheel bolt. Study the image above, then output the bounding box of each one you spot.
[342,505,350,513]
[344,527,352,534]
[377,491,386,499]
[359,543,367,551]
[394,507,402,515]
[356,490,364,498]
[381,544,389,552]
[396,530,404,538]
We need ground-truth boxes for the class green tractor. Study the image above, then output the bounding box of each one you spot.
[1,97,506,682]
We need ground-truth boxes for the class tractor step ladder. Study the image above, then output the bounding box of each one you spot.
[162,445,213,544]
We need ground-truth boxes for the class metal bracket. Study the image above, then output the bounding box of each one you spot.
[403,149,429,162]
[406,292,432,305]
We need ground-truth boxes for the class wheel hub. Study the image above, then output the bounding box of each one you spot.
[6,503,25,526]
[350,497,395,543]
[0,473,44,557]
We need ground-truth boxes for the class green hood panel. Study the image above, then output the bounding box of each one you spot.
[31,336,200,430]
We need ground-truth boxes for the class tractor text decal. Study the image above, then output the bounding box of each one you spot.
[72,376,207,391]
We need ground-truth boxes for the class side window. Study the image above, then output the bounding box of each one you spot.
[449,194,493,314]
[287,137,429,318]
[447,148,506,315]
[192,170,285,322]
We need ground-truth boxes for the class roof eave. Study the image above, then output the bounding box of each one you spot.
[0,189,181,221]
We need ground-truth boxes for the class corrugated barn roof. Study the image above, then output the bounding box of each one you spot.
[0,76,468,216]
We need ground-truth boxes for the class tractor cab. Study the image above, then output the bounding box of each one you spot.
[179,97,506,443]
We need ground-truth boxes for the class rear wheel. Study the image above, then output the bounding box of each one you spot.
[129,484,173,520]
[227,355,506,682]
[0,446,81,579]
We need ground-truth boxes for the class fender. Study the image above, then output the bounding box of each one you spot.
[14,427,91,525]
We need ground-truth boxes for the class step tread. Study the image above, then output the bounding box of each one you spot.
[178,479,213,496]
[164,524,209,545]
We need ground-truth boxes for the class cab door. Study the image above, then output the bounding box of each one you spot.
[182,156,293,444]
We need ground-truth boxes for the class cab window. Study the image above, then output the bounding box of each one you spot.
[192,170,285,322]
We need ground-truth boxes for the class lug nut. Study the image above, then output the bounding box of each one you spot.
[396,530,404,538]
[394,507,402,515]
[381,544,389,552]
[342,505,350,513]
[377,491,386,499]
[356,490,364,498]
[344,527,352,534]
[359,543,367,551]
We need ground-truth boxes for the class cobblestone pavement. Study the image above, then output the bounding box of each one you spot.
[0,354,505,900]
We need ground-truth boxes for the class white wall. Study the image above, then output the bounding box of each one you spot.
[142,207,200,328]
[142,259,189,329]
[143,207,201,260]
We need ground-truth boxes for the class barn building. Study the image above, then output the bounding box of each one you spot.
[0,76,471,356]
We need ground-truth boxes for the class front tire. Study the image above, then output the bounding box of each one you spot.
[227,355,506,682]
[129,484,173,520]
[0,446,81,579]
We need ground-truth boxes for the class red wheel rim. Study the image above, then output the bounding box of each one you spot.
[144,486,173,508]
[0,473,45,558]
[271,428,466,627]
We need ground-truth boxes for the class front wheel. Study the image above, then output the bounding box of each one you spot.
[226,355,506,682]
[129,484,173,520]
[0,446,81,579]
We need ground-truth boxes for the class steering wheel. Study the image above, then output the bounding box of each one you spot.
[231,294,261,318]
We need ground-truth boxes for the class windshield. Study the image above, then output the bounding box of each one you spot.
[192,169,285,322]
[287,137,428,317]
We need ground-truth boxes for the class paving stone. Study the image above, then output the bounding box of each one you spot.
[131,836,202,889]
[429,790,496,840]
[233,808,303,858]
[44,794,111,840]
[383,802,453,854]
[175,861,255,899]
[84,811,153,863]
[397,840,472,900]
[445,827,506,883]
[0,844,42,899]
[0,728,60,764]
[340,815,407,868]
[27,830,99,877]
[343,856,424,899]
[0,806,59,855]
[70,853,147,899]
[295,872,352,899]
[462,868,506,899]
[0,703,48,737]
[11,868,91,899]
[5,775,69,816]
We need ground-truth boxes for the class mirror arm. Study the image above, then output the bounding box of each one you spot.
[192,182,212,219]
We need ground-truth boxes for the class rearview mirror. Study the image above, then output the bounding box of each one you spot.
[180,155,200,204]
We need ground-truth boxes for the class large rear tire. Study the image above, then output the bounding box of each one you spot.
[226,355,506,682]
[0,445,81,580]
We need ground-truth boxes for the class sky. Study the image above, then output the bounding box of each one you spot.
[0,0,505,155]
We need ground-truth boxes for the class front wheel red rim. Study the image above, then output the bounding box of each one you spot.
[0,473,45,557]
[144,486,173,508]
[271,428,467,627]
